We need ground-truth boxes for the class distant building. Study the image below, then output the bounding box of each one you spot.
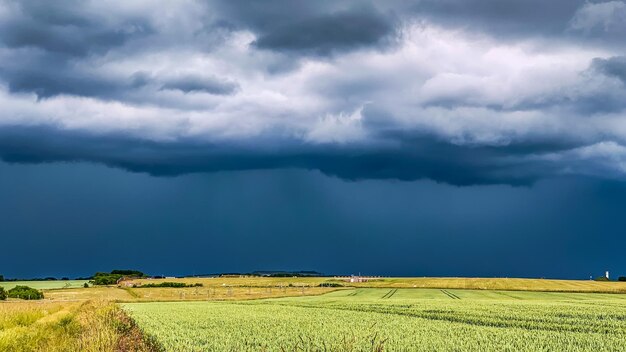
[116,277,136,287]
[349,275,369,283]
[606,271,610,280]
[334,275,381,283]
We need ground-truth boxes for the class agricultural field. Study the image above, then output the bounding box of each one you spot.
[0,280,88,291]
[123,288,626,351]
[128,276,626,293]
[3,278,626,351]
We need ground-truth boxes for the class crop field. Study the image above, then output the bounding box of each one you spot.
[0,280,88,291]
[40,285,338,303]
[129,276,626,293]
[123,288,626,351]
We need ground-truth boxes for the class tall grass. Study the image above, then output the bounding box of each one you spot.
[0,301,159,352]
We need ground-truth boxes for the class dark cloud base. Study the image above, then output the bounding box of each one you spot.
[0,126,579,186]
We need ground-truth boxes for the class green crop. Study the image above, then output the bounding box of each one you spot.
[123,288,626,351]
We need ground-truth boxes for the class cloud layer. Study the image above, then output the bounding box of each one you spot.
[1,0,626,184]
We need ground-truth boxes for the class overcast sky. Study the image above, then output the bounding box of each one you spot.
[1,1,625,278]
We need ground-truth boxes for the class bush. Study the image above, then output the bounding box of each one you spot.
[92,273,123,285]
[0,287,6,300]
[619,277,626,282]
[8,286,44,300]
[318,282,344,287]
[83,283,90,288]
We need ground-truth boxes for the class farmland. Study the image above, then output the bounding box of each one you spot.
[2,277,626,351]
[127,276,626,293]
[123,288,626,351]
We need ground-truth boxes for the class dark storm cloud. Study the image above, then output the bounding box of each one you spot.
[252,9,397,55]
[0,0,625,185]
[0,55,125,98]
[0,0,153,99]
[410,0,586,37]
[160,76,239,95]
[0,125,585,186]
[211,0,398,55]
[0,1,152,57]
[593,56,626,84]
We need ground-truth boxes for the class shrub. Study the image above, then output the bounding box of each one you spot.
[318,282,344,287]
[7,285,44,300]
[84,282,90,288]
[92,273,123,285]
[0,287,6,300]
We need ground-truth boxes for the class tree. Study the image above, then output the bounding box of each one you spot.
[0,274,4,282]
[91,270,146,285]
[0,287,6,300]
[7,286,44,300]
[83,282,89,288]
[91,273,123,285]
[110,270,145,277]
[619,277,626,282]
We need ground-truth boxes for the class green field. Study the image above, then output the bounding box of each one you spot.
[0,280,88,290]
[123,288,626,351]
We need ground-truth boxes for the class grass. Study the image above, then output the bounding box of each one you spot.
[41,285,340,303]
[123,288,626,351]
[43,287,138,302]
[0,281,89,291]
[0,300,157,352]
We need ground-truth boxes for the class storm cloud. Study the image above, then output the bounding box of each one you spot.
[2,0,626,185]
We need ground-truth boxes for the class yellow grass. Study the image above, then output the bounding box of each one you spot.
[42,285,340,302]
[124,286,339,302]
[0,299,158,352]
[0,301,115,351]
[44,286,137,302]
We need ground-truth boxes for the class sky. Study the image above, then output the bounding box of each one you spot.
[1,0,625,279]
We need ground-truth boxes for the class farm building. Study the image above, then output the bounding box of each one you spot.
[116,277,136,287]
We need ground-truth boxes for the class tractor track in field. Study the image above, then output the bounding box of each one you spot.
[382,289,398,299]
[441,289,461,300]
